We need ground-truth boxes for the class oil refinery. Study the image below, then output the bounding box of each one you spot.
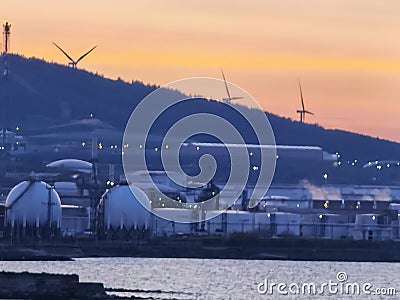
[1,149,400,244]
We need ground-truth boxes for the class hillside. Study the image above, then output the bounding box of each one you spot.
[0,54,399,163]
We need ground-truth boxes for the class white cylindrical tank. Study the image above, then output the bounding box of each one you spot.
[205,210,254,235]
[54,182,80,197]
[5,180,62,228]
[101,185,151,230]
[152,208,198,236]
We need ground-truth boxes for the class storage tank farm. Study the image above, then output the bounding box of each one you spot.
[4,180,62,239]
[96,183,152,240]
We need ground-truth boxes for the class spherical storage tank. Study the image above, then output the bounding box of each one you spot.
[100,185,152,230]
[5,181,62,228]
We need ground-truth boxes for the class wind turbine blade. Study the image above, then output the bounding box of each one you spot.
[52,42,74,62]
[221,68,232,102]
[76,45,97,63]
[230,96,243,101]
[298,80,305,111]
[305,110,314,115]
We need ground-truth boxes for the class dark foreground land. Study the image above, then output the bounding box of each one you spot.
[0,271,194,299]
[0,271,108,299]
[1,235,400,262]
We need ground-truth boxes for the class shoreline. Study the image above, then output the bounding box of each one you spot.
[1,236,400,262]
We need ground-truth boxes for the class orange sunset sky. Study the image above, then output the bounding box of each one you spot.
[4,0,400,142]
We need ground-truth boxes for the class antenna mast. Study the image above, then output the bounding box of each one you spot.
[2,20,11,54]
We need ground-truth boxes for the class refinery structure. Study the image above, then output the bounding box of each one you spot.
[1,21,400,246]
[1,152,400,243]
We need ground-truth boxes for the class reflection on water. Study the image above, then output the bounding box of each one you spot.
[0,258,399,299]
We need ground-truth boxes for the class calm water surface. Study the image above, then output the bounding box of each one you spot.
[0,258,399,299]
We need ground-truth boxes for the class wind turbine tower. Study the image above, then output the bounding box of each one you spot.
[296,80,314,123]
[221,69,243,104]
[2,20,11,54]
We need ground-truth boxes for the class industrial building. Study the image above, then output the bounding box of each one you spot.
[1,167,400,242]
[1,133,400,243]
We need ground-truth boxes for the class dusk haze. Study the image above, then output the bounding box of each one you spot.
[6,0,400,141]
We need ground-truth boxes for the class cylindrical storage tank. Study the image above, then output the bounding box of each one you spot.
[5,180,62,228]
[152,208,198,236]
[101,185,152,230]
[54,182,80,197]
[321,214,350,239]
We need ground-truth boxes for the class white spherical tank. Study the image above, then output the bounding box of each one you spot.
[5,181,62,228]
[102,185,152,230]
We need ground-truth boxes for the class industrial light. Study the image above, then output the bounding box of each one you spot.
[98,143,103,150]
[249,151,253,156]
[319,214,323,219]
[372,215,376,221]
[323,173,328,180]
[15,126,20,131]
[155,147,159,152]
[81,142,86,147]
[196,146,200,151]
[139,144,143,149]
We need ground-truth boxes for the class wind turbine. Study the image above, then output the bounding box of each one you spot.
[52,42,97,69]
[296,80,314,123]
[221,69,243,104]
